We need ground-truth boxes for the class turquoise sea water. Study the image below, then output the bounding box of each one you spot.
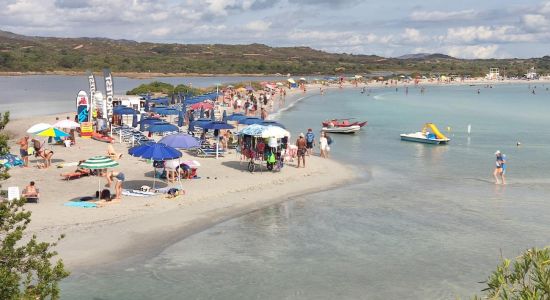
[59,83,550,299]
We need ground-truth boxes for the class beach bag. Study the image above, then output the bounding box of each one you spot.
[267,153,276,164]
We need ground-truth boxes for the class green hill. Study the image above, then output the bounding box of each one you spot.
[0,30,548,77]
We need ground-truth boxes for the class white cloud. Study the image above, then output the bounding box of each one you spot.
[410,9,477,21]
[443,26,536,44]
[151,27,171,37]
[400,28,428,44]
[521,14,550,31]
[446,45,499,59]
[245,20,271,31]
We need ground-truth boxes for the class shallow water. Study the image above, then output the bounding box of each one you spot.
[60,83,550,299]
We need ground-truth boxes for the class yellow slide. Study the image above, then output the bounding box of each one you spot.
[424,123,448,140]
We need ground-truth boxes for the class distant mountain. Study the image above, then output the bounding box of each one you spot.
[0,30,547,77]
[396,53,455,60]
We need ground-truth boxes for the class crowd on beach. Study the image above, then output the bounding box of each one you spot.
[6,80,340,207]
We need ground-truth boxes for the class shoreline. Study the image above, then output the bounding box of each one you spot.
[3,86,361,272]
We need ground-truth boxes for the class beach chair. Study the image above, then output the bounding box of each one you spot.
[21,187,39,203]
[196,147,225,157]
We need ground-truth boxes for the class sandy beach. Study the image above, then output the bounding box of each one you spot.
[2,87,358,271]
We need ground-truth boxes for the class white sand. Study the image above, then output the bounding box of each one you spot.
[3,91,358,270]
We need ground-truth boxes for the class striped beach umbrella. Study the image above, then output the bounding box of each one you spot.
[79,156,119,197]
[80,156,119,169]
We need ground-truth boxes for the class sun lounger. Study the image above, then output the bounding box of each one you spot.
[196,147,225,157]
[61,170,91,181]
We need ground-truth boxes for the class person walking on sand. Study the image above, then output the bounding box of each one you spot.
[17,136,29,167]
[319,131,329,158]
[305,128,315,156]
[493,150,507,185]
[296,133,307,168]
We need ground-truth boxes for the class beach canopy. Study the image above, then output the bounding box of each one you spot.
[113,105,139,115]
[287,78,296,84]
[35,127,69,138]
[129,142,182,161]
[202,121,234,130]
[239,124,265,136]
[189,102,213,110]
[147,122,179,133]
[158,133,200,149]
[80,156,119,169]
[238,117,264,125]
[26,123,52,134]
[53,119,80,129]
[260,125,290,138]
[226,113,247,121]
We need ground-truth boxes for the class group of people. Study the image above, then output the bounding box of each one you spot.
[17,136,54,168]
[295,128,332,168]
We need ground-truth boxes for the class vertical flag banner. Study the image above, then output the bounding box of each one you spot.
[103,68,114,121]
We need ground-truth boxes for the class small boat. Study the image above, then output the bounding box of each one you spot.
[322,125,361,134]
[92,132,114,143]
[322,119,367,128]
[400,132,449,144]
[400,123,450,145]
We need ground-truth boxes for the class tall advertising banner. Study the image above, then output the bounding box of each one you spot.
[103,68,114,122]
[86,70,96,122]
[75,90,89,123]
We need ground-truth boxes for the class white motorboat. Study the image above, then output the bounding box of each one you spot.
[400,132,449,144]
[322,125,361,134]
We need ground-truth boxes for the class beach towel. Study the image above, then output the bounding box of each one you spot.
[64,201,98,208]
[122,189,156,197]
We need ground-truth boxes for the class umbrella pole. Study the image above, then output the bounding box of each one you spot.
[153,166,156,189]
[216,136,219,159]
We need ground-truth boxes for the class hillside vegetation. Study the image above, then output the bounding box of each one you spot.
[0,30,549,77]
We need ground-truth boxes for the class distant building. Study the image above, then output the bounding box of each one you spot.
[486,68,500,80]
[525,67,538,80]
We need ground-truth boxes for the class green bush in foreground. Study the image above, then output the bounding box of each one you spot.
[474,247,550,299]
[0,198,69,300]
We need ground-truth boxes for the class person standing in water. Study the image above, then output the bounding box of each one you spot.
[493,150,507,185]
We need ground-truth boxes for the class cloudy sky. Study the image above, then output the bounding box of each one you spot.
[1,0,549,58]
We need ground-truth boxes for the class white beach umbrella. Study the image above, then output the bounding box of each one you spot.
[260,125,290,139]
[26,123,52,134]
[54,119,80,129]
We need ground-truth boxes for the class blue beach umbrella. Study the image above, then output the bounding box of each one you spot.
[159,133,200,149]
[113,105,138,115]
[238,117,264,125]
[190,118,213,129]
[147,122,179,134]
[226,113,247,121]
[128,142,182,188]
[202,121,234,130]
[222,110,227,122]
[202,121,235,158]
[260,120,286,129]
